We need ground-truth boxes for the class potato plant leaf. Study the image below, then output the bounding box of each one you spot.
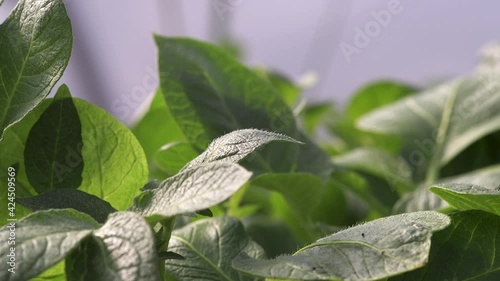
[0,0,72,140]
[0,209,99,281]
[17,189,116,223]
[166,217,265,281]
[131,162,252,221]
[394,164,500,213]
[390,210,500,280]
[155,36,331,177]
[24,85,83,193]
[0,100,51,225]
[75,99,148,210]
[232,211,450,281]
[155,36,298,152]
[430,183,500,216]
[181,129,301,171]
[65,212,160,281]
[358,74,500,181]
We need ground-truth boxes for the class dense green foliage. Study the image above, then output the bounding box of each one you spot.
[0,1,499,280]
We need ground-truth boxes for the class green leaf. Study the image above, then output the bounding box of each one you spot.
[75,98,148,210]
[131,162,252,221]
[17,189,116,223]
[154,142,198,176]
[250,173,323,216]
[358,74,500,182]
[24,85,83,193]
[156,36,331,177]
[165,216,265,281]
[333,148,415,194]
[0,101,50,225]
[430,183,500,216]
[0,209,99,281]
[66,212,160,281]
[394,164,500,213]
[346,81,416,121]
[181,129,301,171]
[232,211,450,281]
[0,0,72,140]
[155,36,297,149]
[391,210,500,281]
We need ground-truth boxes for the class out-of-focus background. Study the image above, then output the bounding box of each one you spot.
[1,0,499,123]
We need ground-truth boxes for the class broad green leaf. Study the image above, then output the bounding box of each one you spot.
[394,164,500,213]
[333,148,414,194]
[430,183,500,216]
[131,162,252,221]
[0,0,72,140]
[75,98,148,210]
[24,85,83,192]
[391,210,500,281]
[18,189,116,223]
[155,36,297,150]
[155,36,331,177]
[0,100,51,226]
[0,209,99,281]
[346,81,416,121]
[165,216,265,281]
[132,89,185,162]
[181,129,301,171]
[232,211,450,281]
[250,173,323,216]
[154,142,198,176]
[66,212,160,281]
[358,74,500,181]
